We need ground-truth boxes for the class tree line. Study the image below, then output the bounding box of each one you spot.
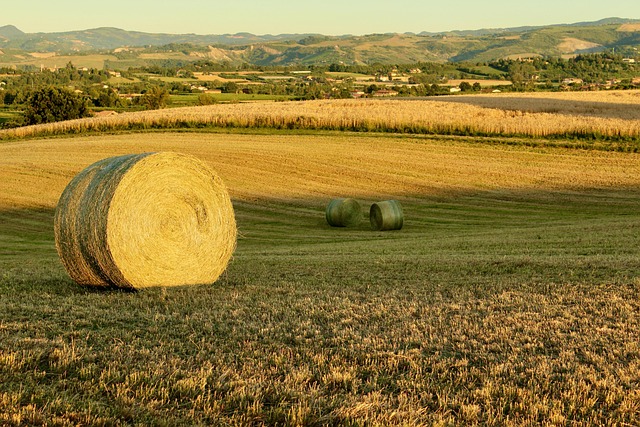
[1,52,638,127]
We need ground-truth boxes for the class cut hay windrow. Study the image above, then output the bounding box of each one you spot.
[54,152,236,290]
[370,200,404,231]
[325,198,362,227]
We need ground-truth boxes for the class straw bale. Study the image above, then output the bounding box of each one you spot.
[325,198,362,227]
[54,152,236,289]
[370,200,404,231]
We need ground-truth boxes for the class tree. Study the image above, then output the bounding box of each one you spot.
[222,82,239,94]
[139,86,169,110]
[24,86,90,125]
[508,61,537,91]
[92,88,120,108]
[459,81,473,92]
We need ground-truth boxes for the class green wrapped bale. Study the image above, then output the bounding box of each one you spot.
[370,200,404,231]
[325,198,362,227]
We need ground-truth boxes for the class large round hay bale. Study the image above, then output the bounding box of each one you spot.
[54,152,236,290]
[325,198,362,227]
[370,200,404,231]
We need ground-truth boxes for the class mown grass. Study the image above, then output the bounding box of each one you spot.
[2,179,640,425]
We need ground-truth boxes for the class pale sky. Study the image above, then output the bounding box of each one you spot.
[3,0,640,36]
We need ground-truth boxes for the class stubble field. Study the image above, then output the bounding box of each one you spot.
[1,113,640,424]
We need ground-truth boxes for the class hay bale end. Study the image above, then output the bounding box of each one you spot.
[54,152,236,290]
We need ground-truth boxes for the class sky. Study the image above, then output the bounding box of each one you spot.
[3,0,640,36]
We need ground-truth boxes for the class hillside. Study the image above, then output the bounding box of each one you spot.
[0,18,639,68]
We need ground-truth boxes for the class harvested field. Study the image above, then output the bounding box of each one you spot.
[3,132,640,210]
[557,37,603,53]
[2,131,640,425]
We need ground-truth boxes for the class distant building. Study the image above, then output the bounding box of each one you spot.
[93,110,118,118]
[561,78,583,85]
[373,89,398,97]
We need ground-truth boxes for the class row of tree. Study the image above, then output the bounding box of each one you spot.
[1,52,639,127]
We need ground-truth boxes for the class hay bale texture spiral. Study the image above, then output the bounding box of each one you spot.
[54,152,236,290]
[370,200,404,231]
[325,198,362,227]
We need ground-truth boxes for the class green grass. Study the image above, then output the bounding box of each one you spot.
[2,181,640,425]
[0,106,21,127]
[168,93,291,107]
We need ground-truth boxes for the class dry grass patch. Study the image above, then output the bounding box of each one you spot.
[557,37,602,53]
[618,22,640,32]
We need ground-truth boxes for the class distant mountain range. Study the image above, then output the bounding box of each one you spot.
[1,17,639,68]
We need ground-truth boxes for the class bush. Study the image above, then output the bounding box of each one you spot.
[197,94,219,106]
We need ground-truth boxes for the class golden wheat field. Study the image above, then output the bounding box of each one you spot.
[2,91,640,141]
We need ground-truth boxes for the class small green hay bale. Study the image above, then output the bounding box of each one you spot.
[370,200,404,231]
[54,152,237,290]
[325,198,362,227]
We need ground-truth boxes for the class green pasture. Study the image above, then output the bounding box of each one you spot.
[1,135,639,426]
[168,93,291,107]
[0,106,21,127]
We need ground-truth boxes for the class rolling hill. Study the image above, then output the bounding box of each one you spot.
[0,18,639,68]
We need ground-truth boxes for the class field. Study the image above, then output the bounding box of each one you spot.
[442,79,512,88]
[0,106,21,127]
[0,53,119,70]
[3,91,640,144]
[1,95,640,425]
[168,93,290,108]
